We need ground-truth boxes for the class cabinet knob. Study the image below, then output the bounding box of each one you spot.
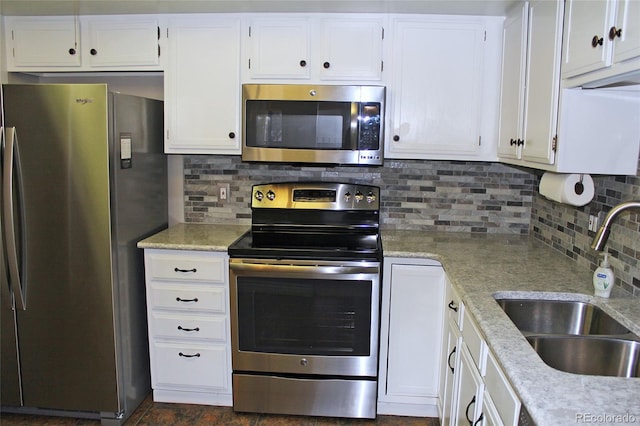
[509,138,516,146]
[517,138,524,146]
[393,135,400,142]
[591,35,604,47]
[68,48,76,55]
[609,26,623,40]
[90,48,98,55]
[228,132,236,139]
[299,60,307,67]
[323,61,330,69]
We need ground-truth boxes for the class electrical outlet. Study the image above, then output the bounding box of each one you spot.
[588,214,599,232]
[218,184,230,201]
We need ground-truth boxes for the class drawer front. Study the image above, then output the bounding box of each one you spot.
[149,284,226,313]
[445,278,463,328]
[151,342,229,390]
[147,251,226,283]
[484,350,521,426]
[151,312,227,342]
[461,308,486,374]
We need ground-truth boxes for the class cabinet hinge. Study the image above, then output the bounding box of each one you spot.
[484,30,487,41]
[157,26,160,40]
[381,27,385,40]
[11,29,14,40]
[381,60,384,72]
[478,136,482,146]
[166,129,170,140]
[248,58,251,69]
[166,28,169,38]
[552,135,558,152]
[158,45,161,57]
[249,26,252,37]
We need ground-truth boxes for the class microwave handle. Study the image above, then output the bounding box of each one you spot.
[350,102,360,150]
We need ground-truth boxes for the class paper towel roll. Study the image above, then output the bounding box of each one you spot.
[539,172,594,206]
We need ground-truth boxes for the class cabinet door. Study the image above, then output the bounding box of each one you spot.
[613,0,640,63]
[454,347,484,426]
[521,0,563,165]
[165,16,241,154]
[497,3,528,161]
[385,263,444,398]
[386,16,488,159]
[84,16,160,68]
[562,0,614,78]
[440,318,461,426]
[247,17,311,79]
[318,17,383,81]
[6,16,81,68]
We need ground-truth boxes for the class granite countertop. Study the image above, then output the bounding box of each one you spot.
[138,224,640,425]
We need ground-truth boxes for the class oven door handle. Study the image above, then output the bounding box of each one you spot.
[229,262,379,275]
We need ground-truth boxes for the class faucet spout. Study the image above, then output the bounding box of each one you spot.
[591,201,640,251]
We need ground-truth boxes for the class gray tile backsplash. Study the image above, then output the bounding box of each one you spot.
[182,155,640,296]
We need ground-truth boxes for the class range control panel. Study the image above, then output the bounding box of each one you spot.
[251,182,380,211]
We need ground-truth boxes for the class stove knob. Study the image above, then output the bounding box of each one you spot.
[344,192,352,202]
[266,190,276,201]
[254,190,264,201]
[366,191,377,203]
[354,191,364,202]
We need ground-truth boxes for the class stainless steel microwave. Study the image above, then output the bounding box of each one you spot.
[242,84,385,166]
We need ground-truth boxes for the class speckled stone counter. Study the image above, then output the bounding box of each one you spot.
[137,223,248,251]
[384,230,640,426]
[138,224,640,425]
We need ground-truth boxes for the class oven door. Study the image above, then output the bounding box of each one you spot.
[229,258,380,378]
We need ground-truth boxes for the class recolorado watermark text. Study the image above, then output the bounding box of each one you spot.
[576,413,638,423]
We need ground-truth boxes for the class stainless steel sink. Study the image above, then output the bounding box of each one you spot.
[495,298,640,378]
[527,336,640,378]
[495,299,632,336]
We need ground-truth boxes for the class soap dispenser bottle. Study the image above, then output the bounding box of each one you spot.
[593,253,614,298]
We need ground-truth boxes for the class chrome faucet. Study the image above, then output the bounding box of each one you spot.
[591,201,640,251]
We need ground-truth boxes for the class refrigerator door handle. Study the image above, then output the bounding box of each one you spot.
[2,127,27,310]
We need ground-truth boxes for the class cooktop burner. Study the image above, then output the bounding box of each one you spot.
[227,182,382,261]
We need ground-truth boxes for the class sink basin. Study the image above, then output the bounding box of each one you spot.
[495,299,632,336]
[527,336,640,378]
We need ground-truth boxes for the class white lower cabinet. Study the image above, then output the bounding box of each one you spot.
[439,279,521,426]
[143,249,232,406]
[378,257,445,416]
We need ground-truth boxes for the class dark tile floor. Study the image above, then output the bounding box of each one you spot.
[0,395,440,426]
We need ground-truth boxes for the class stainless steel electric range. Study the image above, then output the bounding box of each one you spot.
[227,181,382,419]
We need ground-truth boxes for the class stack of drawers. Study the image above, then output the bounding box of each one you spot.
[143,249,232,405]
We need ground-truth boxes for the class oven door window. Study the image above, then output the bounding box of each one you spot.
[245,100,356,150]
[236,277,372,356]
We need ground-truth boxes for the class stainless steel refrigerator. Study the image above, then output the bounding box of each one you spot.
[0,84,167,425]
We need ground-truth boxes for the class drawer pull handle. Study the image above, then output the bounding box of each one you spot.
[465,395,477,425]
[178,352,201,358]
[448,300,458,312]
[447,346,457,374]
[176,297,198,303]
[177,326,200,332]
[174,267,197,273]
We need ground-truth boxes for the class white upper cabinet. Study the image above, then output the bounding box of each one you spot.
[499,0,564,168]
[562,0,640,84]
[164,15,242,154]
[497,4,528,161]
[385,15,503,161]
[5,16,82,68]
[243,14,384,82]
[82,16,161,68]
[5,15,164,71]
[246,16,311,80]
[317,17,384,81]
[498,1,640,175]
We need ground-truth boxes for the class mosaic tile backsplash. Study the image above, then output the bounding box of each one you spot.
[182,155,640,296]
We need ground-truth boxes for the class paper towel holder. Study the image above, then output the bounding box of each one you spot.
[575,175,585,195]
